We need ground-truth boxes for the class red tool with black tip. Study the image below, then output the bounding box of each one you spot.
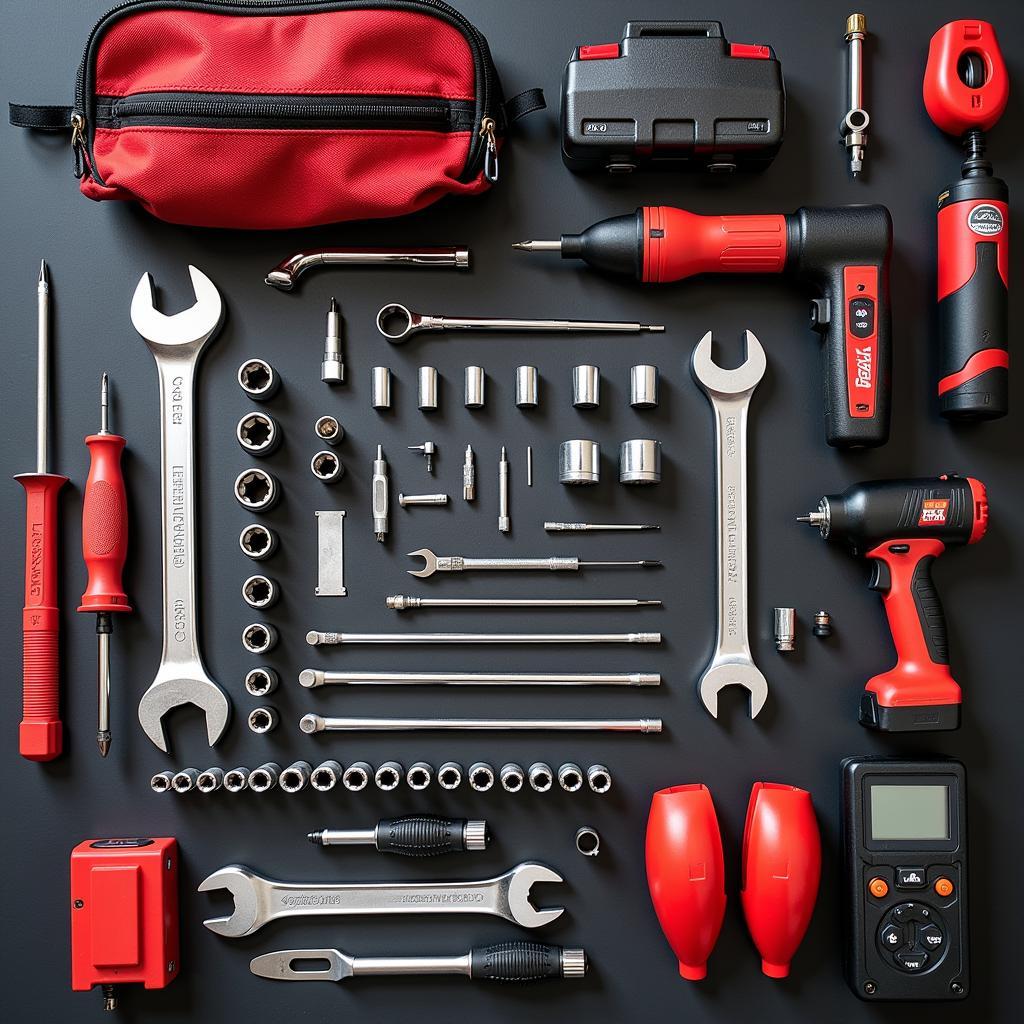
[514,202,892,449]
[924,20,1009,420]
[798,476,988,732]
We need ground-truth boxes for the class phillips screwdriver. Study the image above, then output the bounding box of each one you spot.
[16,260,68,761]
[78,374,131,757]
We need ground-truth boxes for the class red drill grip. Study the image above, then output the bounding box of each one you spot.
[642,206,787,282]
[16,471,67,760]
[79,433,131,614]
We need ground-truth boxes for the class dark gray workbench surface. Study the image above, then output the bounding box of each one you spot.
[1,1,1021,1020]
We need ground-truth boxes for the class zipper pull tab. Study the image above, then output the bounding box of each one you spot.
[70,112,86,179]
[479,116,498,184]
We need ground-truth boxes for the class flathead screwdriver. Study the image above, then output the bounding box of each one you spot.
[78,374,131,757]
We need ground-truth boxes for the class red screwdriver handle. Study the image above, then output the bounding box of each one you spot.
[78,433,131,614]
[16,471,68,760]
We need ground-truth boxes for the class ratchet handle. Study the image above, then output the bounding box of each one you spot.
[16,471,67,761]
[376,816,484,856]
[470,943,582,981]
[79,433,131,614]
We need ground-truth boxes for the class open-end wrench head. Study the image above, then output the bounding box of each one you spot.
[131,265,224,353]
[698,661,770,720]
[503,862,565,928]
[199,864,263,938]
[406,548,438,578]
[690,330,766,396]
[138,673,231,753]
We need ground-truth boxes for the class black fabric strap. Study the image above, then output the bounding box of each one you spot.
[9,103,74,131]
[504,88,546,123]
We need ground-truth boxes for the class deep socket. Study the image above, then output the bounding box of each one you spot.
[311,760,344,791]
[239,523,278,560]
[280,760,313,793]
[247,706,279,734]
[242,622,278,655]
[437,762,464,790]
[248,762,282,792]
[236,412,281,456]
[234,468,279,510]
[244,666,279,697]
[237,358,279,400]
[406,762,433,790]
[342,761,371,791]
[468,762,495,792]
[241,574,278,610]
[374,761,403,791]
[224,767,250,793]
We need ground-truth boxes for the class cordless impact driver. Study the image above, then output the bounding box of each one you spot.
[515,204,892,449]
[798,476,988,732]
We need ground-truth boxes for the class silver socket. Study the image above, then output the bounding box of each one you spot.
[469,762,495,792]
[418,366,439,410]
[171,768,200,793]
[247,706,279,734]
[150,770,174,794]
[572,364,601,408]
[465,365,486,408]
[314,415,344,445]
[280,760,313,793]
[311,760,343,792]
[375,761,404,791]
[311,449,344,483]
[587,764,612,794]
[619,439,661,485]
[774,607,796,652]
[528,762,554,793]
[406,761,433,790]
[630,364,659,408]
[241,622,278,655]
[234,468,280,510]
[559,439,600,485]
[575,826,601,857]
[399,493,448,507]
[516,365,539,407]
[244,666,279,697]
[241,574,278,610]
[371,366,392,409]
[558,762,584,792]
[197,767,225,793]
[437,761,463,790]
[239,523,278,560]
[248,762,282,793]
[236,411,281,456]
[342,761,371,792]
[500,762,525,793]
[224,767,250,793]
[238,358,280,400]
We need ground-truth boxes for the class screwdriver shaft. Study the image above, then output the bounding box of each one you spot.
[306,630,661,646]
[37,261,49,473]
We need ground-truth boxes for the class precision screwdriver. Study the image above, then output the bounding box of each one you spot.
[78,374,131,757]
[372,445,389,542]
[16,260,68,761]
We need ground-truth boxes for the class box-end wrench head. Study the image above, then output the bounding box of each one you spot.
[198,861,565,937]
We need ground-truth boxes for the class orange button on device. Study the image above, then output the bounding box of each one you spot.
[868,877,889,898]
[934,877,955,897]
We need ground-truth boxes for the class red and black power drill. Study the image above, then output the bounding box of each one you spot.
[514,203,892,449]
[924,20,1009,420]
[798,476,988,732]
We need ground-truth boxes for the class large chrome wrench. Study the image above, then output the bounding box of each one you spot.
[691,330,769,719]
[132,266,230,751]
[199,861,565,938]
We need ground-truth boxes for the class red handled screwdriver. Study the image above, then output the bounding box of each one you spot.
[15,260,67,761]
[78,374,131,757]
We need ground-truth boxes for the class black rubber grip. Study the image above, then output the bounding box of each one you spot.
[910,555,950,665]
[374,815,468,856]
[469,942,567,981]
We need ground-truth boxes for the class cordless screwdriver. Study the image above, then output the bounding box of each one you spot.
[798,476,988,732]
[514,203,892,449]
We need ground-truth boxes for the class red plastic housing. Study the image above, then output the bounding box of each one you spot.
[71,838,179,998]
[646,784,726,980]
[740,783,821,978]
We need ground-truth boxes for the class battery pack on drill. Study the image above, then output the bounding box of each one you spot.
[561,21,785,175]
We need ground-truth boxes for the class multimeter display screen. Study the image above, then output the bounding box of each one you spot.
[870,784,949,840]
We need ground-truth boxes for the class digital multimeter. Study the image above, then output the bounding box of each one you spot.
[841,757,968,1000]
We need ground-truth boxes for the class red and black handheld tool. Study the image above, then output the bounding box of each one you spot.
[798,476,988,732]
[515,203,892,449]
[924,20,1009,420]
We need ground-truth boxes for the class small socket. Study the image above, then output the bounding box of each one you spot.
[619,439,662,485]
[500,763,525,793]
[248,762,282,793]
[241,622,278,655]
[437,761,463,790]
[558,763,584,793]
[469,762,495,792]
[464,365,486,408]
[575,826,601,857]
[280,760,313,794]
[528,762,553,793]
[375,761,404,791]
[239,523,278,560]
[224,767,250,793]
[197,767,225,793]
[241,574,279,610]
[516,365,539,408]
[150,770,174,794]
[247,706,279,734]
[314,415,344,445]
[418,366,439,411]
[171,768,200,794]
[586,764,612,794]
[559,439,600,485]
[630,364,659,409]
[342,761,371,792]
[243,666,279,697]
[236,411,281,456]
[234,468,280,510]
[371,366,392,410]
[572,364,600,409]
[774,607,796,652]
[237,358,279,400]
[311,760,344,792]
[813,609,833,638]
[406,761,433,791]
[311,450,344,483]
